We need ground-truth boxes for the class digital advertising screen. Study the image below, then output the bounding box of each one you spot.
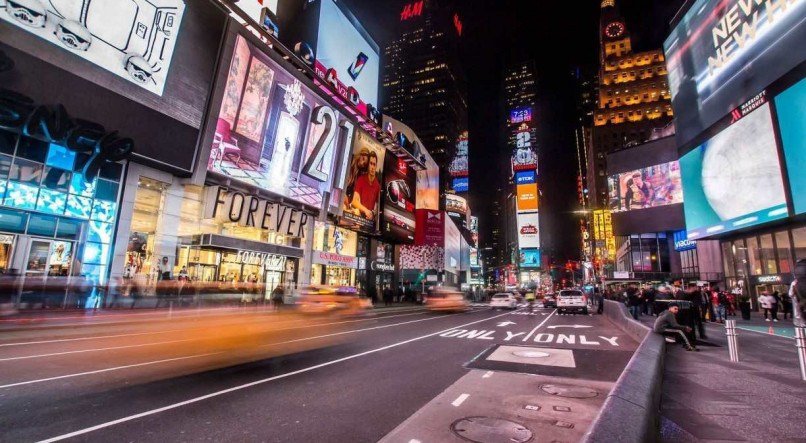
[679,102,788,240]
[516,183,539,212]
[511,122,538,172]
[445,194,468,216]
[448,131,469,177]
[383,116,439,210]
[608,161,683,212]
[208,34,352,210]
[444,216,462,272]
[519,249,541,269]
[452,177,469,193]
[517,212,540,249]
[382,156,417,242]
[774,77,806,215]
[515,170,536,185]
[510,107,533,124]
[316,0,380,106]
[664,0,806,146]
[339,130,387,233]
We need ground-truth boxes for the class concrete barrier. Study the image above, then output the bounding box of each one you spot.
[583,299,665,443]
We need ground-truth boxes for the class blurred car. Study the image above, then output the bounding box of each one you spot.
[543,293,557,308]
[557,289,588,314]
[425,288,468,312]
[490,293,518,309]
[297,286,367,315]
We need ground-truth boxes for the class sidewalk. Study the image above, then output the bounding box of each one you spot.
[634,312,806,442]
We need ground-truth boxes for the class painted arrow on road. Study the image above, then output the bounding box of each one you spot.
[497,321,517,327]
[547,325,593,329]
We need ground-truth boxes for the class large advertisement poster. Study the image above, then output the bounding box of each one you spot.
[664,0,806,146]
[519,249,541,269]
[679,102,788,240]
[414,209,444,246]
[516,183,538,212]
[445,194,468,217]
[382,156,417,242]
[208,34,353,210]
[775,77,806,215]
[383,116,439,210]
[316,0,380,106]
[449,131,469,188]
[517,212,540,249]
[607,161,683,212]
[339,130,386,233]
[0,0,186,96]
[444,216,461,272]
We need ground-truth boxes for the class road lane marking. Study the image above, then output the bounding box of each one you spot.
[36,311,512,443]
[482,371,493,378]
[0,311,428,348]
[0,353,222,389]
[522,309,557,342]
[452,393,470,407]
[546,324,592,329]
[0,339,194,362]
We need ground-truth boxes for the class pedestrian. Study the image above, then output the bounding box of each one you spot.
[781,288,793,320]
[271,285,285,311]
[626,284,642,320]
[771,291,782,322]
[726,291,737,316]
[790,260,806,327]
[685,283,707,339]
[654,302,698,351]
[758,291,777,322]
[715,290,729,323]
[384,286,393,307]
[645,285,657,316]
[595,286,604,314]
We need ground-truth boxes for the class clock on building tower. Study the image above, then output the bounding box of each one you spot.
[604,21,625,38]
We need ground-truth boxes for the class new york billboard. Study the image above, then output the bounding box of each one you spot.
[519,248,541,269]
[516,183,538,212]
[517,212,540,249]
[608,161,683,212]
[448,131,469,178]
[382,156,416,242]
[679,102,788,240]
[339,130,387,234]
[775,77,806,215]
[664,0,806,146]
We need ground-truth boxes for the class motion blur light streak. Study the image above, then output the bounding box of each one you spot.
[0,339,195,362]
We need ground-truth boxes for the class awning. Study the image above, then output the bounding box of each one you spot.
[178,234,304,259]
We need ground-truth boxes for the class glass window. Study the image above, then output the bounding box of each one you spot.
[746,236,762,275]
[83,242,110,265]
[65,195,92,219]
[4,181,39,210]
[56,218,82,240]
[15,137,48,163]
[45,144,76,170]
[0,154,12,180]
[794,227,806,261]
[732,240,749,278]
[69,173,96,197]
[9,158,43,185]
[99,162,123,181]
[0,208,28,233]
[722,242,735,276]
[28,214,57,237]
[90,200,116,223]
[775,231,793,274]
[759,234,777,274]
[36,188,68,215]
[95,179,119,202]
[0,129,16,155]
[88,220,114,244]
[41,167,71,192]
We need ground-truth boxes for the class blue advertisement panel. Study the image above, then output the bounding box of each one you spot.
[673,230,697,252]
[519,248,541,269]
[515,170,536,185]
[679,102,788,240]
[452,177,469,193]
[774,77,806,215]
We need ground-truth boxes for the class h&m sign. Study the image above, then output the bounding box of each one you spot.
[204,186,310,237]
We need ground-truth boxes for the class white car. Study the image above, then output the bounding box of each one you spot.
[490,293,518,309]
[557,289,588,314]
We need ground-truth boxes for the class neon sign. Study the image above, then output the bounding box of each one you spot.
[401,1,424,21]
[453,14,463,36]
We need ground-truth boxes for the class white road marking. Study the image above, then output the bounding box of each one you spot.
[452,393,470,407]
[547,324,592,329]
[482,371,494,378]
[0,353,222,389]
[0,339,194,362]
[36,311,512,443]
[409,439,421,443]
[497,321,516,327]
[522,309,557,342]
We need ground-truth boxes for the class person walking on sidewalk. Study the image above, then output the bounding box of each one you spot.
[685,283,707,339]
[654,302,698,351]
[715,290,729,323]
[626,285,642,320]
[758,291,778,322]
[781,288,793,320]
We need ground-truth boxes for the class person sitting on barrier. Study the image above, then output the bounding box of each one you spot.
[654,302,698,351]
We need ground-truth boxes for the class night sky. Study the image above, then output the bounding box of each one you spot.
[344,0,686,263]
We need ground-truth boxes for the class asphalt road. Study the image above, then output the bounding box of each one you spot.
[0,304,638,442]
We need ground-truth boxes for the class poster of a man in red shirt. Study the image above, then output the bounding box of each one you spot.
[351,151,381,220]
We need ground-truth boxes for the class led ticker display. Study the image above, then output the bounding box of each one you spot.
[510,107,533,124]
[664,0,806,146]
[775,77,806,215]
[516,183,538,212]
[679,102,787,240]
[607,161,683,212]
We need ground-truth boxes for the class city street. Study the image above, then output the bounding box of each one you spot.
[0,305,637,442]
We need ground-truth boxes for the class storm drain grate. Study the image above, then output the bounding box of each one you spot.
[540,384,599,399]
[451,416,533,443]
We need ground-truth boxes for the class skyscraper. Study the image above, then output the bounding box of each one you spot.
[382,0,468,183]
[589,0,675,208]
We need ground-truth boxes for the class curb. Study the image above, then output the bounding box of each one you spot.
[583,300,664,443]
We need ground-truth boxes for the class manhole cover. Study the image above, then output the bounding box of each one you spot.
[451,417,533,443]
[540,384,598,398]
[512,350,551,358]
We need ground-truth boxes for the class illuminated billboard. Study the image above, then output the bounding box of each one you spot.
[449,131,469,177]
[510,107,533,124]
[208,35,353,209]
[382,156,417,242]
[519,249,541,269]
[775,77,806,215]
[516,183,538,212]
[316,0,380,107]
[0,0,186,96]
[511,122,538,172]
[445,194,468,217]
[339,130,387,234]
[517,212,540,249]
[679,102,787,240]
[607,161,683,212]
[452,177,469,193]
[664,0,806,146]
[515,170,536,185]
[383,116,439,210]
[444,216,461,272]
